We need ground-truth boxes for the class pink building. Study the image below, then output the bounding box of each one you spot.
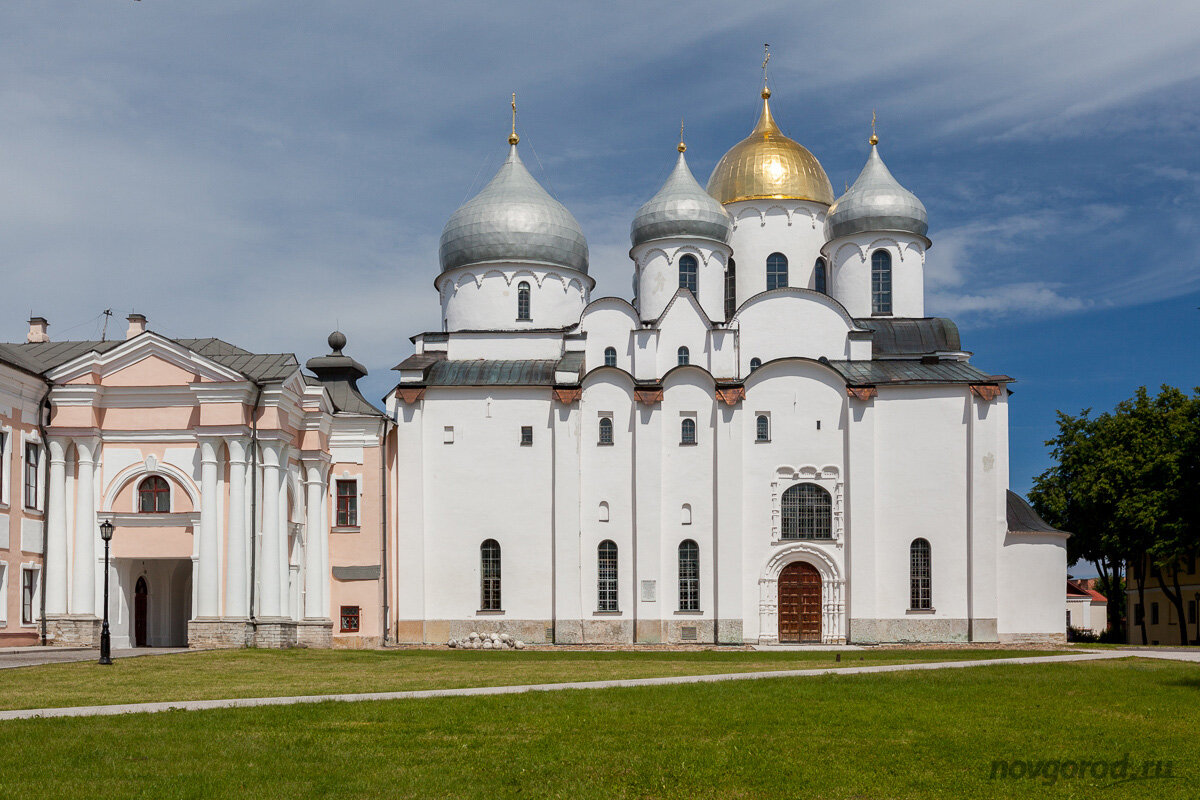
[0,315,390,648]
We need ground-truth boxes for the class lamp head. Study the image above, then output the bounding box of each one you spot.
[100,519,115,542]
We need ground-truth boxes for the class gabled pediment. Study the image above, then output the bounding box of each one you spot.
[46,332,248,385]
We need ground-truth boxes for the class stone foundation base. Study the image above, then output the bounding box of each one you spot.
[399,618,746,645]
[46,615,101,647]
[188,619,254,649]
[251,619,298,649]
[850,617,971,644]
[332,634,384,649]
[998,632,1067,644]
[296,619,334,648]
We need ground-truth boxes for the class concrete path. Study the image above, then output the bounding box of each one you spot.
[0,647,191,670]
[0,650,1162,722]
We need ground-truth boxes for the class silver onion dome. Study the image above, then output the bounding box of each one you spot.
[825,143,928,241]
[631,148,733,248]
[439,143,589,274]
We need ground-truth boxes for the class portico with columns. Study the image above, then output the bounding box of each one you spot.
[7,318,382,649]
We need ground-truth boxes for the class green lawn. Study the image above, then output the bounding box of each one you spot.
[0,658,1192,799]
[0,647,1056,711]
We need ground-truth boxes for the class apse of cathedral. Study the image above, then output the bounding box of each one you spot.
[386,84,1067,646]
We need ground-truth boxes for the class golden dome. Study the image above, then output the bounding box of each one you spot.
[706,93,834,206]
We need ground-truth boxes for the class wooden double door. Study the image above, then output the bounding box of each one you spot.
[778,562,822,643]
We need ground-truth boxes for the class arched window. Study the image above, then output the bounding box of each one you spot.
[516,281,531,320]
[480,539,501,610]
[678,540,699,611]
[677,346,690,366]
[749,357,762,372]
[814,258,827,294]
[910,538,931,610]
[598,540,618,612]
[724,258,737,319]
[138,475,170,513]
[603,347,617,367]
[756,415,770,442]
[781,483,832,539]
[766,252,788,290]
[871,250,892,315]
[681,418,697,445]
[678,254,698,295]
[598,416,614,445]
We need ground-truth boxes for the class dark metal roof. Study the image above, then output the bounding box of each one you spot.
[556,351,585,377]
[1006,490,1068,535]
[0,337,298,382]
[392,352,447,371]
[829,359,998,386]
[422,359,558,387]
[852,318,961,356]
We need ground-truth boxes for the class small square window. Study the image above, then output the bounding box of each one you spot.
[520,426,533,446]
[339,605,361,633]
[443,426,454,444]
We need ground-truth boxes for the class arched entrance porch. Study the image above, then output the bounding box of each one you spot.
[758,542,846,644]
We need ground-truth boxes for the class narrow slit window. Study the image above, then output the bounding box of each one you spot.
[516,281,531,320]
[756,415,770,442]
[681,417,697,445]
[677,346,689,366]
[23,443,39,510]
[724,258,737,319]
[604,347,617,367]
[871,250,892,315]
[814,258,827,294]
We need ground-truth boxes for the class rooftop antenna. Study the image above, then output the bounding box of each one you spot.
[509,92,519,145]
[100,308,113,342]
[870,109,878,146]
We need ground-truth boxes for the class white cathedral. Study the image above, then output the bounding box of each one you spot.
[385,87,1068,645]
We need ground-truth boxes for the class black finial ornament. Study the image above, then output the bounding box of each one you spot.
[328,330,347,355]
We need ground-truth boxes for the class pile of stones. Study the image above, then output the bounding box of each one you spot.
[448,631,525,650]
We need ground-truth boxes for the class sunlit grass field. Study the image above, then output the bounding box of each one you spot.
[0,657,1191,799]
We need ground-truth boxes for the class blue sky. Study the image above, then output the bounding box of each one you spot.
[2,2,1198,520]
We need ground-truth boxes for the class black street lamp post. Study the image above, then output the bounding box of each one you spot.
[99,519,114,665]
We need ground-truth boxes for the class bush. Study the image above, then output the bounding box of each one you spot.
[1067,625,1100,643]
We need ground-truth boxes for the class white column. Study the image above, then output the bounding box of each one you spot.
[225,438,250,618]
[69,437,98,616]
[258,442,283,618]
[303,461,328,619]
[319,472,331,617]
[45,437,70,616]
[277,448,291,618]
[196,437,222,618]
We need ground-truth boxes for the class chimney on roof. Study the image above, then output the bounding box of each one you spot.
[126,313,147,339]
[26,316,49,343]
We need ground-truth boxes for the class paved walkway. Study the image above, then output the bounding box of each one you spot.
[0,650,1174,722]
[0,647,191,670]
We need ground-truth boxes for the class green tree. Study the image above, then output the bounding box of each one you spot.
[1029,386,1199,645]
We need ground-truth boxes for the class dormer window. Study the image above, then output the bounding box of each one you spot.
[138,476,170,513]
